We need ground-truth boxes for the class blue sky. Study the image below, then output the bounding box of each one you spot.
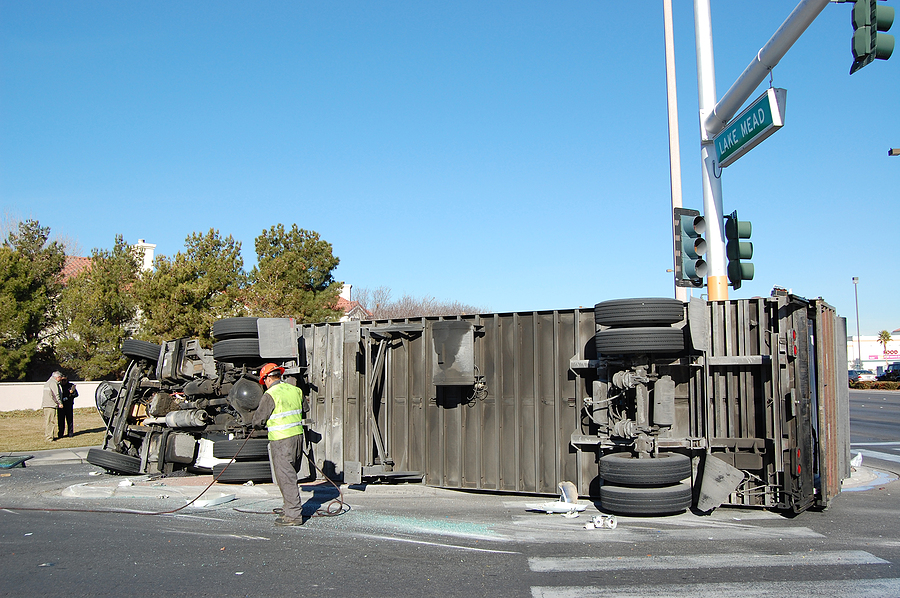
[2,1,897,335]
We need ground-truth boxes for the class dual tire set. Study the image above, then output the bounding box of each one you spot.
[209,318,274,482]
[598,452,693,516]
[594,298,687,356]
[593,298,693,515]
[212,317,265,366]
[210,438,273,483]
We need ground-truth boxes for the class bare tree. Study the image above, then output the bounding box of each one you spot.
[0,210,17,240]
[1,209,82,257]
[353,286,486,320]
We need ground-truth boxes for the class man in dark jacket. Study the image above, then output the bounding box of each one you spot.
[58,376,78,438]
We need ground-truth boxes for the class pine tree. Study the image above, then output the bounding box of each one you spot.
[247,224,343,323]
[56,236,142,380]
[135,229,246,345]
[0,220,66,379]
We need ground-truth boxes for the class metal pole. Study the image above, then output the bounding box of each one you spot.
[703,0,830,136]
[694,0,728,300]
[853,277,862,368]
[664,0,687,302]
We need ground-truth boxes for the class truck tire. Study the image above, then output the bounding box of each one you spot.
[213,439,270,460]
[213,338,262,364]
[595,327,685,355]
[121,339,162,362]
[599,483,692,516]
[594,298,685,327]
[212,460,272,483]
[212,317,259,341]
[86,448,142,475]
[599,452,691,487]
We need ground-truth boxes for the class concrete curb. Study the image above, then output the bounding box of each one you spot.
[841,465,898,491]
[7,446,897,499]
[2,447,92,466]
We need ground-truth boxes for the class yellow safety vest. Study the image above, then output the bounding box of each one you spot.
[265,382,304,441]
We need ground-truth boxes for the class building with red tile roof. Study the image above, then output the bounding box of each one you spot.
[60,256,92,283]
[336,284,372,321]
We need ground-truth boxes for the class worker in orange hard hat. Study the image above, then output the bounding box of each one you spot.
[251,362,305,526]
[258,362,285,385]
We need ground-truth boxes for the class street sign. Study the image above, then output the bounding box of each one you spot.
[713,88,787,168]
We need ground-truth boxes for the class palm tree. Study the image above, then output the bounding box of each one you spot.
[878,330,893,367]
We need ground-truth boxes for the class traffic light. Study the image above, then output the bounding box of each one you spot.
[674,207,707,288]
[724,211,754,290]
[851,0,895,74]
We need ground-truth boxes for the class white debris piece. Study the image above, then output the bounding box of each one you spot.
[525,480,588,515]
[851,453,863,468]
[558,481,579,503]
[584,515,618,530]
[525,501,588,514]
[190,493,236,508]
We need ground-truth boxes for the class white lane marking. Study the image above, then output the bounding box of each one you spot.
[851,442,900,447]
[531,578,900,598]
[528,550,888,572]
[511,519,823,542]
[164,529,271,541]
[350,533,520,554]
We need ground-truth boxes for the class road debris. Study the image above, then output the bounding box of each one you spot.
[525,481,589,516]
[584,515,618,530]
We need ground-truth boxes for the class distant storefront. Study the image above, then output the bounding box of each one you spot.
[847,335,900,374]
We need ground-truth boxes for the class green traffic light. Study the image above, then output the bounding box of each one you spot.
[724,211,754,290]
[851,0,895,74]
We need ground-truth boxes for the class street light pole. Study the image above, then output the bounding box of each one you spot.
[853,276,862,368]
[664,0,687,302]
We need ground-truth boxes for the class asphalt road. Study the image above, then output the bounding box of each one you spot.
[850,388,900,474]
[0,389,897,597]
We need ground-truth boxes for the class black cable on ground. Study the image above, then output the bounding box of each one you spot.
[0,435,255,517]
[0,434,349,520]
[233,447,349,518]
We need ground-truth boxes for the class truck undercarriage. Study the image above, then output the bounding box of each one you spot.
[88,295,849,516]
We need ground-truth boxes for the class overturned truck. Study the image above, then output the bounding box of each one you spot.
[88,295,850,516]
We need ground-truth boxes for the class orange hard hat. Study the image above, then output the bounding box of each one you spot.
[258,363,285,385]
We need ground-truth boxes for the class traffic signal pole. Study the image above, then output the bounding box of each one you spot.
[693,0,728,300]
[692,0,830,300]
[703,0,830,138]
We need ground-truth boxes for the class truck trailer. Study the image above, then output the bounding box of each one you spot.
[88,294,849,516]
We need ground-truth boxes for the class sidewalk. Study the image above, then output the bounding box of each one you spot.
[4,445,896,498]
[2,446,94,466]
[2,445,282,501]
[0,446,448,502]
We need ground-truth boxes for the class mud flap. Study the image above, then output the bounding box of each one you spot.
[696,453,745,512]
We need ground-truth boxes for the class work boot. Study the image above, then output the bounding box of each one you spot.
[274,516,303,527]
